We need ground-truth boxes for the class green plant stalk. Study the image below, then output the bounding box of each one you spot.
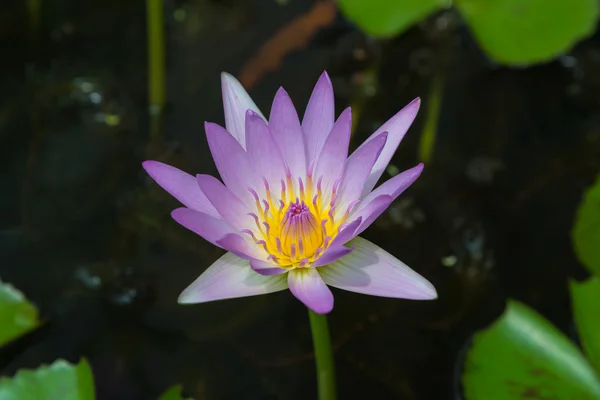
[146,0,166,142]
[26,0,41,49]
[309,309,336,400]
[418,71,444,163]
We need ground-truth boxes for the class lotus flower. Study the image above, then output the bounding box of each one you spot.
[143,72,436,314]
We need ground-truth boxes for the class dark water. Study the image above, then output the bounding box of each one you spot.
[1,0,599,399]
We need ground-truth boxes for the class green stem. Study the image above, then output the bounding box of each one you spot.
[308,309,337,400]
[146,0,166,143]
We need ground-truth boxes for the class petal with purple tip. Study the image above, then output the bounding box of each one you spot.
[250,259,287,276]
[302,72,335,163]
[246,110,286,185]
[358,163,424,208]
[320,237,437,300]
[311,246,353,268]
[288,268,334,314]
[349,195,393,239]
[205,122,258,204]
[216,233,270,262]
[355,98,421,196]
[142,161,220,218]
[221,72,265,148]
[313,107,352,194]
[336,132,388,214]
[196,174,252,230]
[269,88,306,179]
[178,252,288,304]
[171,207,236,247]
[328,217,362,249]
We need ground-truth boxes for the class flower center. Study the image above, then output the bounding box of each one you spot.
[281,199,323,260]
[243,173,356,269]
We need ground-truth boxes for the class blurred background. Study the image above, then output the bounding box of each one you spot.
[1,0,600,399]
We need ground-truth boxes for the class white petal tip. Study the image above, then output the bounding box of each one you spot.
[415,281,438,300]
[177,291,198,304]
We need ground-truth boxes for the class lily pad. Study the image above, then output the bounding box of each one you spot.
[570,277,600,376]
[462,300,600,400]
[159,385,193,400]
[456,0,598,65]
[573,175,600,276]
[0,358,95,400]
[0,280,39,346]
[337,0,449,38]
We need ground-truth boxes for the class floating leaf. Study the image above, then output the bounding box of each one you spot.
[573,175,600,276]
[462,300,600,400]
[0,358,95,400]
[337,0,449,38]
[0,280,39,346]
[456,0,598,65]
[570,277,600,376]
[158,385,193,400]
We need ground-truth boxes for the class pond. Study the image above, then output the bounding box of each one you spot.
[1,0,599,399]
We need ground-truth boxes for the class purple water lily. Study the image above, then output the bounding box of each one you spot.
[143,72,436,314]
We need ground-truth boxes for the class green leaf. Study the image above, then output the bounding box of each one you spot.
[573,175,600,276]
[337,0,449,38]
[158,385,193,400]
[570,277,600,376]
[0,280,40,346]
[0,358,95,400]
[456,0,598,65]
[462,300,600,400]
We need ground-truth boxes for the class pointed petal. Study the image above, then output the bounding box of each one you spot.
[204,122,258,204]
[216,233,269,261]
[288,268,334,314]
[221,72,265,148]
[313,107,352,194]
[178,252,288,304]
[142,161,220,218]
[171,207,236,247]
[196,174,252,230]
[329,217,362,249]
[357,163,424,214]
[250,259,287,276]
[350,195,393,238]
[302,71,335,163]
[269,88,306,179]
[356,98,420,196]
[245,110,286,184]
[336,132,388,214]
[311,246,353,268]
[320,237,437,300]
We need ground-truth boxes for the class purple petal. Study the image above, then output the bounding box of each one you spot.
[319,237,437,300]
[328,217,362,249]
[196,174,252,230]
[245,110,286,185]
[355,98,421,196]
[269,88,306,179]
[336,132,388,214]
[302,72,335,163]
[221,72,265,148]
[171,207,236,247]
[178,252,288,304]
[288,268,334,314]
[205,122,258,204]
[350,195,393,239]
[142,161,220,219]
[216,233,269,261]
[313,107,352,194]
[311,246,353,268]
[358,163,424,207]
[250,259,287,276]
